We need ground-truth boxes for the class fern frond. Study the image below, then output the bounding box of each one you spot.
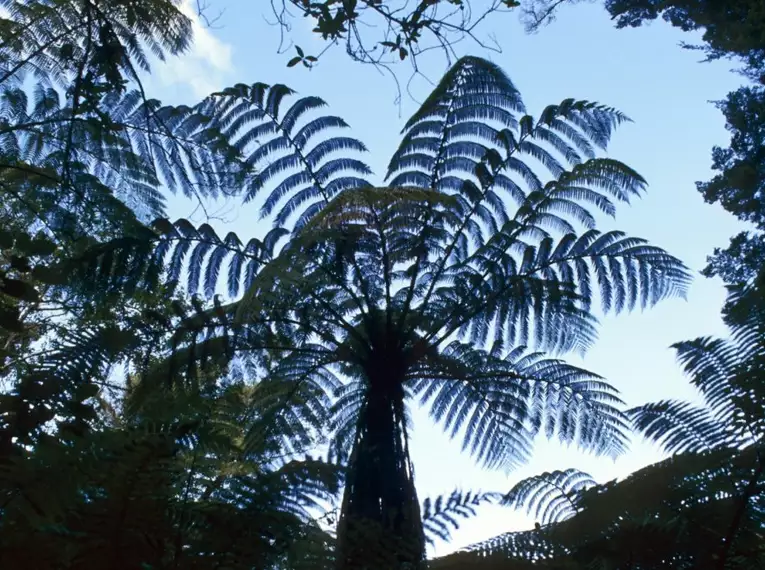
[200,83,372,229]
[502,469,596,525]
[414,343,628,470]
[629,399,732,454]
[65,218,286,300]
[421,490,498,545]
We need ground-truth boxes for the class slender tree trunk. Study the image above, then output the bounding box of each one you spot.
[335,366,424,570]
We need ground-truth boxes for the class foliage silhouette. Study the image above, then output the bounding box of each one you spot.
[84,55,693,569]
[436,269,765,570]
[501,468,595,526]
[0,301,343,569]
[0,4,704,567]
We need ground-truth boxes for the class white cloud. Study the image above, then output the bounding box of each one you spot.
[152,0,235,100]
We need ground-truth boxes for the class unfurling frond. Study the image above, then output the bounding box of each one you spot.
[502,469,596,525]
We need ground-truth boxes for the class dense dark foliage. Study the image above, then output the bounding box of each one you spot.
[0,311,342,570]
[435,449,765,569]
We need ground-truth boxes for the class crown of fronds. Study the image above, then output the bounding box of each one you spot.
[69,56,693,478]
[125,57,690,349]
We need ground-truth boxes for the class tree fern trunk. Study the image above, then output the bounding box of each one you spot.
[335,368,424,570]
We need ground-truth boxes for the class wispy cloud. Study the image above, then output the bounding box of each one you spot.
[150,0,235,101]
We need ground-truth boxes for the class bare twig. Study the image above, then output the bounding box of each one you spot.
[267,0,517,105]
[194,0,226,30]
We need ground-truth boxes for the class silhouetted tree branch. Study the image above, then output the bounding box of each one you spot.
[270,0,520,101]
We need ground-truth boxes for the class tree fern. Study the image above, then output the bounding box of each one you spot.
[81,56,690,570]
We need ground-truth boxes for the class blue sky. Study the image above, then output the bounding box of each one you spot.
[150,0,747,555]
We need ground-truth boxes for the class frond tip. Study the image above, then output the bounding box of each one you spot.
[628,399,731,454]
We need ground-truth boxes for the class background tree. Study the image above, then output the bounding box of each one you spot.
[604,0,765,286]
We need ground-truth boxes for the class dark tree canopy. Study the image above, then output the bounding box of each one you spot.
[604,0,765,76]
[602,0,765,285]
[434,448,765,570]
[700,86,765,284]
